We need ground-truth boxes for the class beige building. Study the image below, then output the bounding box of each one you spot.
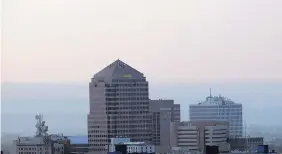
[170,121,230,153]
[88,60,152,154]
[149,99,180,153]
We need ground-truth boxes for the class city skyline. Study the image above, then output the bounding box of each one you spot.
[1,59,282,153]
[2,59,282,136]
[2,0,282,153]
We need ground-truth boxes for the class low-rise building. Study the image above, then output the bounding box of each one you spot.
[170,121,230,153]
[13,115,70,154]
[14,135,68,154]
[67,136,88,154]
[109,138,155,154]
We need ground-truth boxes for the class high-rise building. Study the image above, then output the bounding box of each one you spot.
[149,99,180,153]
[189,94,243,137]
[88,59,152,154]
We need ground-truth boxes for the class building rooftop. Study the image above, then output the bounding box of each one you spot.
[16,135,69,145]
[67,136,88,144]
[93,59,144,80]
[191,95,240,106]
[118,142,151,146]
[16,137,45,145]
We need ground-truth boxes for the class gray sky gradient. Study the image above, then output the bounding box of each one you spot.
[1,82,282,135]
[2,0,282,83]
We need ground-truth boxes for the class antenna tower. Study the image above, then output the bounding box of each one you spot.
[35,114,49,137]
[209,88,212,97]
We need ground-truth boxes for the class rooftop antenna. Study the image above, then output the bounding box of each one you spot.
[209,88,212,97]
[208,88,213,104]
[35,114,48,137]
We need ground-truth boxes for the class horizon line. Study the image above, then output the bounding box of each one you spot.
[2,79,282,85]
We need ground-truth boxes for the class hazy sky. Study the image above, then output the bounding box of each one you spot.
[2,0,282,83]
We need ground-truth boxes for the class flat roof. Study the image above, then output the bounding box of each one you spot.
[117,142,153,146]
[68,136,88,144]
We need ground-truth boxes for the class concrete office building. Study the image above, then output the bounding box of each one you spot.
[189,94,243,137]
[88,60,152,154]
[149,99,180,153]
[170,121,229,153]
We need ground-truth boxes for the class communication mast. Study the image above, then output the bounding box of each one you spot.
[35,114,49,137]
[35,114,50,150]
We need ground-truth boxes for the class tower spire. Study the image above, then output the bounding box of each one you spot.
[209,88,212,97]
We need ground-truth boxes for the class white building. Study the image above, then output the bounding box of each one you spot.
[189,95,243,137]
[109,138,155,154]
[170,121,230,153]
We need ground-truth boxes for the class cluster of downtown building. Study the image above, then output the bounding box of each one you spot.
[87,59,263,154]
[10,59,266,154]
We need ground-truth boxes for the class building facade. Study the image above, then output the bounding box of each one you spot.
[109,138,155,154]
[172,104,181,122]
[171,122,198,151]
[67,136,88,154]
[149,99,180,153]
[170,121,229,153]
[126,144,155,154]
[189,95,243,137]
[14,136,68,154]
[88,60,152,154]
[14,115,70,154]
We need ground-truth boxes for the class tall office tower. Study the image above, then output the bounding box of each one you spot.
[189,94,243,138]
[88,60,152,154]
[149,99,180,153]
